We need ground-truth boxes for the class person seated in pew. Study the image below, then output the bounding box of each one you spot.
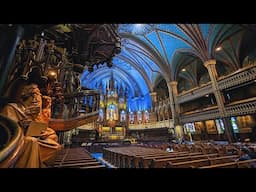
[166,147,174,153]
[237,148,251,161]
[0,81,61,168]
[236,147,256,168]
[248,147,256,159]
[166,144,174,152]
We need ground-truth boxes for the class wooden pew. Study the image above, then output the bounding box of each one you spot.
[168,158,210,168]
[80,164,106,169]
[200,157,256,168]
[237,159,256,168]
[208,155,238,165]
[168,155,239,168]
[139,152,202,168]
[54,161,101,168]
[152,153,218,168]
[199,161,238,168]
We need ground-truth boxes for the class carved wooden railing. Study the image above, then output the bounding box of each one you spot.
[50,89,100,131]
[177,64,256,104]
[218,64,256,90]
[0,115,24,168]
[177,82,213,104]
[49,111,99,132]
[180,106,219,124]
[225,97,256,117]
[52,89,100,119]
[180,97,256,124]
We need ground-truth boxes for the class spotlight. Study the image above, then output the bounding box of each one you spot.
[48,70,57,80]
[49,71,56,77]
[107,60,113,68]
[215,46,222,52]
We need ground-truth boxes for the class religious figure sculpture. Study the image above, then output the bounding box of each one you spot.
[0,83,61,168]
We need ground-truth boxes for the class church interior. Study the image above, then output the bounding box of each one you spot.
[1,24,256,168]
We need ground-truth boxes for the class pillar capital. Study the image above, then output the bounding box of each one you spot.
[169,81,178,87]
[204,59,216,68]
[168,81,178,96]
[150,92,157,101]
[150,92,157,112]
[150,92,157,96]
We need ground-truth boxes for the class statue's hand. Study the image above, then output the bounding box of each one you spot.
[25,105,40,116]
[40,130,49,139]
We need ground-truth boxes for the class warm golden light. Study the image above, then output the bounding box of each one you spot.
[48,71,56,76]
[215,46,222,51]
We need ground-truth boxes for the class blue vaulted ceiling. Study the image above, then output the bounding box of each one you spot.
[80,24,244,111]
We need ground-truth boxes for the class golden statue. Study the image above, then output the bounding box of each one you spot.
[0,83,61,168]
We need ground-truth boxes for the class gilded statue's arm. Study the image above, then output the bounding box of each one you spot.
[0,104,32,132]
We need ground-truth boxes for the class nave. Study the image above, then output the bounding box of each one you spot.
[1,24,256,168]
[46,139,256,168]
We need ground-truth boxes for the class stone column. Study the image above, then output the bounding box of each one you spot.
[167,82,176,122]
[167,81,183,139]
[204,59,234,143]
[170,81,180,114]
[150,92,157,112]
[97,94,100,109]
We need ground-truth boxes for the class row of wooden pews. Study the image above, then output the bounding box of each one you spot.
[199,158,256,168]
[160,142,256,168]
[165,155,239,168]
[103,146,170,168]
[102,144,256,168]
[51,147,106,169]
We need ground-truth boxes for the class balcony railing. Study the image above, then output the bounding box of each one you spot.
[176,64,256,104]
[180,106,219,124]
[180,97,256,124]
[225,97,256,117]
[218,64,256,90]
[177,82,212,104]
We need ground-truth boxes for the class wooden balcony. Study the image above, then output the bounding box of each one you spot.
[180,97,256,123]
[177,64,256,104]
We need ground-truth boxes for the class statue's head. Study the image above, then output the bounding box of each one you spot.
[20,84,42,118]
[21,84,42,105]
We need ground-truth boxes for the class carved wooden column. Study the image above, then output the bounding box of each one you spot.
[204,59,234,143]
[96,94,100,110]
[92,95,97,111]
[0,25,24,95]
